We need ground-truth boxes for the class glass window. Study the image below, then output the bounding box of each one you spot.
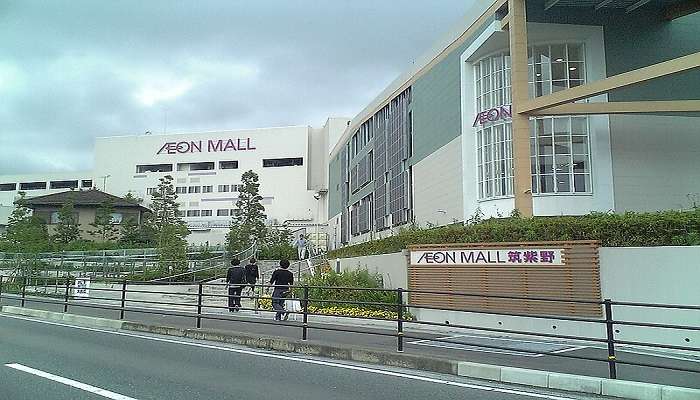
[20,182,46,190]
[186,210,200,217]
[201,210,212,217]
[0,183,16,191]
[136,164,172,173]
[202,186,213,193]
[219,161,239,169]
[110,213,123,224]
[217,209,229,217]
[50,180,78,190]
[188,186,200,194]
[81,180,93,188]
[218,185,229,192]
[262,157,303,167]
[474,44,590,200]
[175,186,187,194]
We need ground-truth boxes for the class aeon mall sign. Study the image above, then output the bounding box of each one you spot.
[472,104,512,127]
[157,138,256,155]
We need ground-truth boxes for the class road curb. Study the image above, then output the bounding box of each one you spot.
[2,307,699,400]
[1,306,124,330]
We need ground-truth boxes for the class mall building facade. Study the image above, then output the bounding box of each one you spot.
[327,0,700,249]
[0,118,349,245]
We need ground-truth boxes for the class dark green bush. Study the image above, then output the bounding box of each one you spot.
[293,269,398,312]
[328,210,700,259]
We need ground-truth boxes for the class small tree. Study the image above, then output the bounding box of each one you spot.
[89,200,118,242]
[2,192,50,252]
[259,226,296,260]
[148,175,189,273]
[123,192,143,205]
[226,170,268,253]
[54,200,80,244]
[119,216,140,245]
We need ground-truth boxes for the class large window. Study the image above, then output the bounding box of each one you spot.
[136,164,172,173]
[477,123,513,199]
[177,162,214,171]
[20,182,46,190]
[219,161,238,169]
[0,183,16,191]
[50,180,78,190]
[262,157,303,167]
[175,186,187,194]
[530,117,591,194]
[474,43,591,199]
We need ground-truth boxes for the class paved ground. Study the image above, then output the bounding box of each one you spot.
[0,315,606,400]
[2,294,699,390]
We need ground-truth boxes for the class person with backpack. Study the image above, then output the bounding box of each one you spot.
[244,257,259,293]
[226,258,246,312]
[269,259,294,321]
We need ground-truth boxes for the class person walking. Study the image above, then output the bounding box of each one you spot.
[244,258,259,293]
[294,234,307,260]
[269,259,294,321]
[226,258,246,312]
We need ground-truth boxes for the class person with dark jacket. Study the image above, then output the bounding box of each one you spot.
[226,258,246,312]
[269,259,294,321]
[244,258,259,292]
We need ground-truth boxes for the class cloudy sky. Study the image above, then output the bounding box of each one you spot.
[0,0,473,174]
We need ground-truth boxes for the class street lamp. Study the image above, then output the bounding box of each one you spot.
[99,175,111,192]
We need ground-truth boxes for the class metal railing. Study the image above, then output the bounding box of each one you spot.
[0,274,698,381]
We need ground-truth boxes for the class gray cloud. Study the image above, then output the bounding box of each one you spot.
[0,0,473,174]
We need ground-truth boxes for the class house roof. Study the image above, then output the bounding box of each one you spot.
[23,189,149,211]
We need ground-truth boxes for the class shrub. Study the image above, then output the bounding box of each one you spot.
[257,296,403,320]
[294,269,397,312]
[328,210,700,259]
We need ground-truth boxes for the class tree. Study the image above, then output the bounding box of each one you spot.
[118,214,155,247]
[54,200,80,244]
[258,225,296,260]
[118,216,141,246]
[148,175,189,273]
[226,170,267,253]
[89,200,119,242]
[123,192,143,205]
[2,192,49,252]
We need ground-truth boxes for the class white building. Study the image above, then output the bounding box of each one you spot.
[0,118,349,245]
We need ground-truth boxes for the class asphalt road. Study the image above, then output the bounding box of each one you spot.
[0,315,605,400]
[2,294,700,390]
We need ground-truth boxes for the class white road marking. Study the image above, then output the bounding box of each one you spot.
[550,346,588,354]
[5,363,139,400]
[0,313,578,400]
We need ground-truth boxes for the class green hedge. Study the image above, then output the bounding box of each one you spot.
[328,210,700,259]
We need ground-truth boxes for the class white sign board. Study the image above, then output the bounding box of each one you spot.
[73,277,91,298]
[410,249,564,266]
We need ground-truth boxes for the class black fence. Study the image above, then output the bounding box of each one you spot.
[0,275,699,381]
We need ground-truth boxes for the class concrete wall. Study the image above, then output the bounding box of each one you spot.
[599,246,700,350]
[610,115,700,212]
[339,245,700,354]
[412,136,464,227]
[338,251,408,290]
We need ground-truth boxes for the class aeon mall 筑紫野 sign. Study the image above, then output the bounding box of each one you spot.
[410,248,564,266]
[472,104,512,127]
[157,138,256,155]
